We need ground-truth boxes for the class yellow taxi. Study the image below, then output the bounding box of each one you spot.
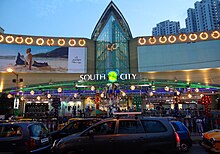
[201,129,220,153]
[17,118,33,121]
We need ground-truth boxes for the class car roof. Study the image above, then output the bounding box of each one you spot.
[0,121,43,126]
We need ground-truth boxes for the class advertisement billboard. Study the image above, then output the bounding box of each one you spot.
[138,40,220,72]
[0,43,87,73]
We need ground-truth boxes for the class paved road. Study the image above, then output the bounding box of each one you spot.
[186,143,209,154]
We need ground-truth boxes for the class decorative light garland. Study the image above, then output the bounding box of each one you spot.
[58,39,65,46]
[5,36,14,44]
[36,38,44,46]
[68,39,76,46]
[25,37,33,45]
[0,35,4,43]
[189,33,198,41]
[148,37,156,44]
[159,36,167,44]
[211,31,220,39]
[15,36,24,44]
[168,35,176,43]
[78,39,86,46]
[46,38,54,46]
[138,38,146,45]
[179,34,187,42]
[199,32,208,40]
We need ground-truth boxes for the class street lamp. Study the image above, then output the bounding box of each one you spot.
[6,68,23,115]
[6,68,19,92]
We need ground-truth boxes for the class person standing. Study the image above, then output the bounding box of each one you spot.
[25,48,33,70]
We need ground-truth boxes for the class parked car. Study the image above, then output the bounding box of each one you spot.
[171,121,192,152]
[52,117,181,154]
[0,121,52,154]
[50,118,101,142]
[201,129,220,153]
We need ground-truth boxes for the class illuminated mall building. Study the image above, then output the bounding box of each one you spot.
[0,2,220,117]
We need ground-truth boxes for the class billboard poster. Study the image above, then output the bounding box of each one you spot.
[68,47,87,73]
[0,43,87,73]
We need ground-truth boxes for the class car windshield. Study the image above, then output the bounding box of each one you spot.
[29,124,49,138]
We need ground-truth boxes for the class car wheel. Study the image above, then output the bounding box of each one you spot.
[180,142,189,152]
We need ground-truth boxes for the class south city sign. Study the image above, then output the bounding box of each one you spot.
[80,71,137,82]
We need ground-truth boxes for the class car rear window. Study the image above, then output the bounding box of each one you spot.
[171,122,187,131]
[0,125,23,137]
[141,120,167,133]
[29,124,49,137]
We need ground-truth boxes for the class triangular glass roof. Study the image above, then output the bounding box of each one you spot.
[91,1,133,40]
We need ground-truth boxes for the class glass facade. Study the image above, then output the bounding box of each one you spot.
[94,9,131,74]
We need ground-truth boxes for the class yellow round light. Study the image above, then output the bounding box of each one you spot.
[20,96,25,101]
[36,38,44,46]
[68,39,76,46]
[47,94,52,99]
[138,38,146,45]
[188,94,192,98]
[6,36,14,44]
[47,38,54,46]
[189,33,198,41]
[91,86,95,91]
[148,37,156,44]
[37,96,41,101]
[159,36,167,44]
[130,85,135,90]
[57,87,62,93]
[179,34,187,42]
[7,94,13,99]
[168,35,176,43]
[15,36,24,44]
[30,90,35,95]
[25,37,33,45]
[211,31,220,39]
[199,32,208,40]
[0,35,4,42]
[58,39,65,46]
[78,39,86,46]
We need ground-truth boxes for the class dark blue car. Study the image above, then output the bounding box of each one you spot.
[171,121,192,152]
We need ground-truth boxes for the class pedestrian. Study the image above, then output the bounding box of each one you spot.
[196,116,204,134]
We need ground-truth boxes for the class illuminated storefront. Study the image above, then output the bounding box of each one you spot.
[0,2,220,117]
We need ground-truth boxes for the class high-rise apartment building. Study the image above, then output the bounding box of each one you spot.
[185,8,197,33]
[152,20,180,36]
[185,0,220,32]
